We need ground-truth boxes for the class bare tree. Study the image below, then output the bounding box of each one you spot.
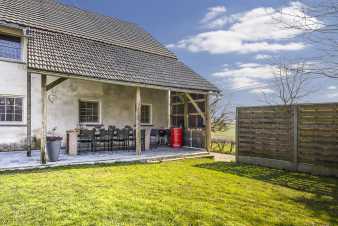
[209,94,233,131]
[261,60,315,105]
[276,0,338,78]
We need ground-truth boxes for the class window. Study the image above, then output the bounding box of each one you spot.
[0,96,23,122]
[141,104,152,125]
[79,100,100,123]
[0,34,21,60]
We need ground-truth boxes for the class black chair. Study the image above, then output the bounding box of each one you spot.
[113,128,126,150]
[141,129,146,151]
[78,129,95,152]
[95,129,110,151]
[121,128,131,150]
[108,126,116,151]
[150,129,158,149]
[158,129,168,145]
[127,127,135,150]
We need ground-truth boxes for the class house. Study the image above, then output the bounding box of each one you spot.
[0,0,218,163]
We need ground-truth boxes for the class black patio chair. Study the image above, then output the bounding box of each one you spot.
[95,129,110,151]
[113,128,126,150]
[78,128,95,152]
[150,129,158,149]
[108,126,116,151]
[141,129,146,151]
[126,127,135,150]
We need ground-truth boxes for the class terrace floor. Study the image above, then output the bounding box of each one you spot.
[0,147,209,171]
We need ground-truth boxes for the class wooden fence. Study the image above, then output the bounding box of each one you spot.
[236,103,338,177]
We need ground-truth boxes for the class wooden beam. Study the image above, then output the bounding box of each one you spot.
[26,71,32,157]
[168,89,171,128]
[135,87,142,155]
[29,69,214,95]
[205,94,211,152]
[46,77,68,91]
[183,96,189,130]
[185,93,206,122]
[41,75,47,164]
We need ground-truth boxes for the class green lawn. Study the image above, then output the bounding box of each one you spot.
[0,158,337,226]
[212,124,236,142]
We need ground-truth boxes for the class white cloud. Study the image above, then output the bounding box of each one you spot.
[255,54,272,60]
[250,88,274,94]
[327,92,338,98]
[328,86,337,90]
[168,2,320,54]
[200,6,227,25]
[213,63,275,90]
[174,30,305,54]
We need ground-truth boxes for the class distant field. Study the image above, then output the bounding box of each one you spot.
[212,124,235,142]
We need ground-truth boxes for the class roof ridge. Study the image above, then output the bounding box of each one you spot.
[54,0,137,28]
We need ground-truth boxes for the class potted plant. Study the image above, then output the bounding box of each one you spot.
[46,127,63,162]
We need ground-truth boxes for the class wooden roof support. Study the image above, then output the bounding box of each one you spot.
[46,77,68,91]
[205,94,211,152]
[41,75,47,164]
[135,87,142,155]
[184,93,206,122]
[168,89,171,128]
[26,71,32,157]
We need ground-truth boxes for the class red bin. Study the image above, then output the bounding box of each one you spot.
[171,128,183,148]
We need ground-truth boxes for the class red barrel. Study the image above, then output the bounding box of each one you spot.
[171,128,183,148]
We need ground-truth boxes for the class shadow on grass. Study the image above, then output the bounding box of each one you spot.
[195,162,338,223]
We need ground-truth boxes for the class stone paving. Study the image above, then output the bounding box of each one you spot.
[0,147,209,171]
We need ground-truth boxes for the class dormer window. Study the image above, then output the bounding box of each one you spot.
[0,34,21,60]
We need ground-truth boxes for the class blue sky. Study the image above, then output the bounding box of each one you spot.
[60,0,338,108]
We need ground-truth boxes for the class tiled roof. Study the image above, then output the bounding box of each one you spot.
[0,0,219,92]
[0,0,175,58]
[28,29,219,92]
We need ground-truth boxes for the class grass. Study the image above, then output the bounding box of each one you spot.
[211,142,236,155]
[211,125,236,154]
[212,124,236,142]
[0,158,337,226]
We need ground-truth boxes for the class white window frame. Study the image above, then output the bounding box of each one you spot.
[0,95,25,125]
[141,103,152,126]
[0,32,24,63]
[78,99,102,125]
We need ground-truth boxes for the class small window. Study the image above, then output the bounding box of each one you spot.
[79,100,100,124]
[141,104,152,125]
[0,34,21,60]
[0,96,23,122]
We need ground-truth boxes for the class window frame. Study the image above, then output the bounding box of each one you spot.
[78,99,102,125]
[0,33,23,63]
[0,95,25,125]
[141,103,153,126]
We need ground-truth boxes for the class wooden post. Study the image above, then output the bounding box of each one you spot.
[235,108,239,162]
[183,96,189,130]
[26,72,32,157]
[40,75,47,164]
[135,87,142,155]
[168,89,171,129]
[292,105,298,170]
[205,94,211,152]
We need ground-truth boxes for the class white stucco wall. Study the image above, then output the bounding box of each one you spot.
[0,61,27,148]
[31,75,169,145]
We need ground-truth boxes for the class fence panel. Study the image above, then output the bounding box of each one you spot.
[237,103,338,177]
[298,104,338,168]
[237,106,294,161]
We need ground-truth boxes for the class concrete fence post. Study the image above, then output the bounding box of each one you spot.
[292,105,299,170]
[235,107,239,163]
